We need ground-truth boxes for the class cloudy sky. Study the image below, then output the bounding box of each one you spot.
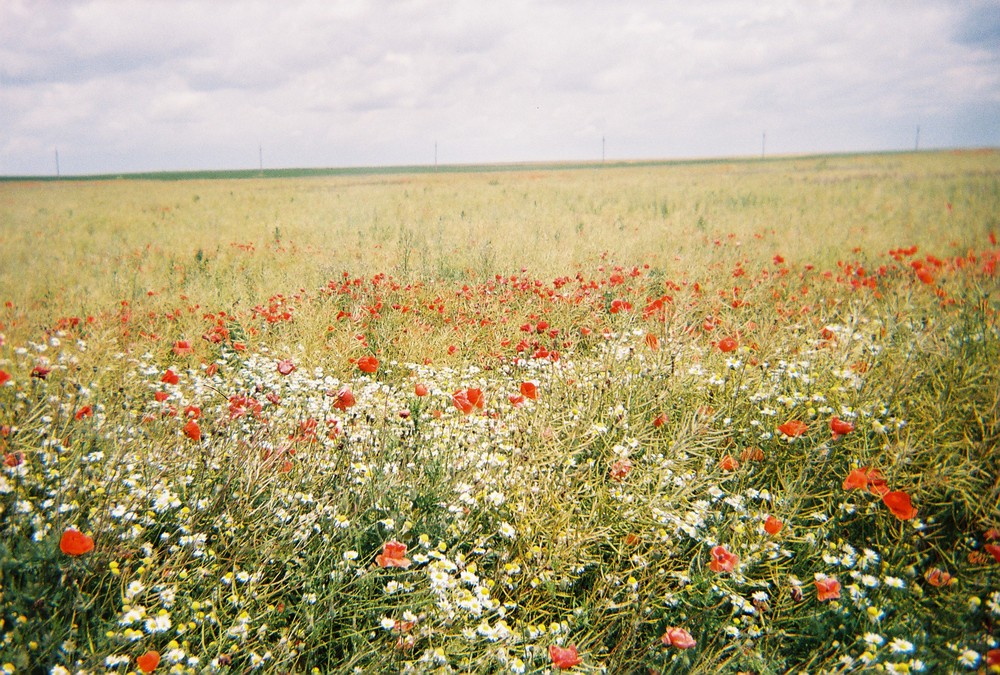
[1,0,998,175]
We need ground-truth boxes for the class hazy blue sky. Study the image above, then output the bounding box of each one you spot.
[2,0,998,175]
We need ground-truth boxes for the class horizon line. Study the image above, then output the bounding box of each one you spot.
[1,146,996,182]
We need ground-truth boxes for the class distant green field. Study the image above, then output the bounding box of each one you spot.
[0,149,949,182]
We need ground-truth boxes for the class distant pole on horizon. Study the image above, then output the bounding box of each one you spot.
[914,126,920,152]
[434,141,437,167]
[761,132,766,159]
[602,136,605,163]
[55,148,60,177]
[259,144,263,172]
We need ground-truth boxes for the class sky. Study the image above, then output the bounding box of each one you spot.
[1,0,998,176]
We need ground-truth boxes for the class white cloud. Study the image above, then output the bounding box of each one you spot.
[0,0,997,174]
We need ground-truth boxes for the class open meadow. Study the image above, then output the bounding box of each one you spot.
[1,150,1000,673]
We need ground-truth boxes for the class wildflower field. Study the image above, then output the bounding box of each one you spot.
[1,150,999,674]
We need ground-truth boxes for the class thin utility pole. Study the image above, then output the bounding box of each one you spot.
[55,148,60,177]
[602,136,605,163]
[259,144,263,171]
[434,141,437,167]
[914,126,920,151]
[761,131,766,159]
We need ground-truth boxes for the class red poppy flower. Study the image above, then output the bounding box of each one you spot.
[375,540,411,569]
[184,405,201,419]
[548,644,582,669]
[868,481,890,497]
[652,412,669,428]
[882,490,917,520]
[842,466,888,494]
[987,649,1000,668]
[296,418,318,441]
[763,515,783,535]
[277,359,296,375]
[708,545,739,573]
[161,369,179,385]
[815,577,841,601]
[31,365,51,379]
[137,650,160,673]
[645,333,659,350]
[718,454,739,471]
[924,567,954,587]
[520,381,538,400]
[0,370,11,385]
[172,340,193,356]
[75,405,93,420]
[414,383,429,397]
[453,390,473,414]
[59,528,95,556]
[609,298,631,314]
[717,336,738,353]
[983,543,1000,563]
[829,416,855,437]
[777,420,808,437]
[916,268,934,284]
[154,391,169,403]
[358,355,379,374]
[3,452,24,467]
[741,446,764,462]
[509,394,525,407]
[609,459,632,482]
[453,388,484,414]
[332,387,356,411]
[466,388,484,408]
[661,627,696,649]
[183,419,201,441]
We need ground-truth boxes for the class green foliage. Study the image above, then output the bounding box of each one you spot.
[0,151,998,673]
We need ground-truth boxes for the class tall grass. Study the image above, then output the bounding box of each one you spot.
[0,150,998,673]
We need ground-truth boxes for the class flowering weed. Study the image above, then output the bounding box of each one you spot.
[1,151,998,673]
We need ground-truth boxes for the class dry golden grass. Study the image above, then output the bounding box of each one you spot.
[0,150,998,674]
[2,151,996,321]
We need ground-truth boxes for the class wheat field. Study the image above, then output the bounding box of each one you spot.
[1,150,999,673]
